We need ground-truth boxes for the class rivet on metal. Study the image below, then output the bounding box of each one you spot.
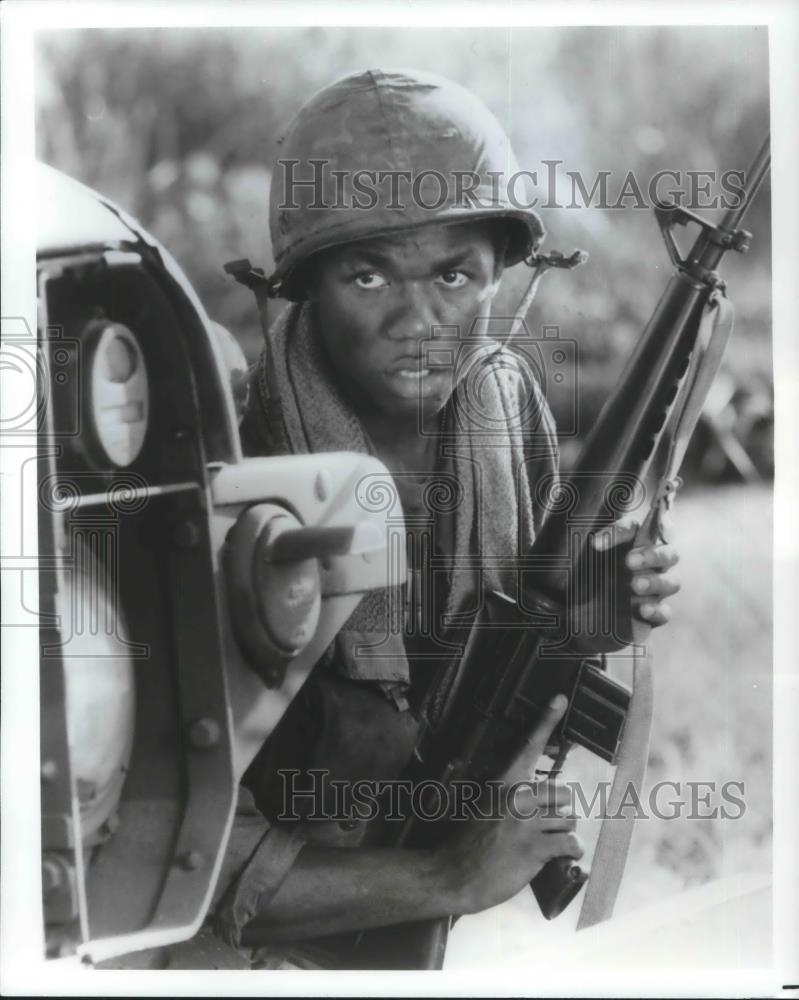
[41,760,58,782]
[189,717,221,749]
[178,849,204,871]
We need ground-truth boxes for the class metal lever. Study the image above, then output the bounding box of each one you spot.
[265,522,383,564]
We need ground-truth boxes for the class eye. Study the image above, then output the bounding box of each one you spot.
[436,270,468,288]
[353,271,388,290]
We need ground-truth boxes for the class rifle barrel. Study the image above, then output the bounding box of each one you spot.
[720,133,771,233]
[530,134,770,605]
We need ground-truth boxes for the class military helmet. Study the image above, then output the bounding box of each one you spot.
[268,68,545,300]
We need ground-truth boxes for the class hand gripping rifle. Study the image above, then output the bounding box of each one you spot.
[352,135,770,970]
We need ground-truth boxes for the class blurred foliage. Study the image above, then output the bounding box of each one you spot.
[36,26,771,473]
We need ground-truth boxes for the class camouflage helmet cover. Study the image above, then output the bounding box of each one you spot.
[269,68,545,299]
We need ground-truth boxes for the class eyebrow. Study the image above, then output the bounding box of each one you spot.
[340,244,481,272]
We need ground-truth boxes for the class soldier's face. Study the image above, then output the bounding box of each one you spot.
[308,222,502,422]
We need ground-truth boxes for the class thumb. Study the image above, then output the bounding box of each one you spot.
[658,507,675,545]
[592,515,639,551]
[504,694,568,781]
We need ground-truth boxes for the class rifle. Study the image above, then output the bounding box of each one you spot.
[350,134,771,970]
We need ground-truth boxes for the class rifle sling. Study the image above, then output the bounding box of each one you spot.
[577,290,735,929]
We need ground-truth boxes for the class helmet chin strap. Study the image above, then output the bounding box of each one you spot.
[506,248,589,345]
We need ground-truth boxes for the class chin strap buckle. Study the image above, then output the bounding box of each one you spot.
[224,259,282,302]
[509,248,589,341]
[524,248,589,270]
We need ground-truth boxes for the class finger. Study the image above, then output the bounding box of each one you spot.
[626,542,679,571]
[635,601,673,626]
[629,570,681,598]
[592,515,640,552]
[541,831,584,863]
[519,782,573,816]
[508,785,576,824]
[521,783,570,810]
[532,781,573,809]
[538,814,578,832]
[505,695,568,780]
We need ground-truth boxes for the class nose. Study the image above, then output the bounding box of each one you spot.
[383,280,439,342]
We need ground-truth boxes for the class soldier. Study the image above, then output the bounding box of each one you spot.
[213,69,680,968]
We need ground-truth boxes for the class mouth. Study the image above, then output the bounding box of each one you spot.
[383,362,446,400]
[392,367,432,381]
[386,354,427,374]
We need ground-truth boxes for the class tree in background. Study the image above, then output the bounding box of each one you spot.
[36,26,772,475]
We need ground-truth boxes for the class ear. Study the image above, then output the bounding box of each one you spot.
[491,255,506,286]
[488,243,506,297]
[292,260,319,302]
